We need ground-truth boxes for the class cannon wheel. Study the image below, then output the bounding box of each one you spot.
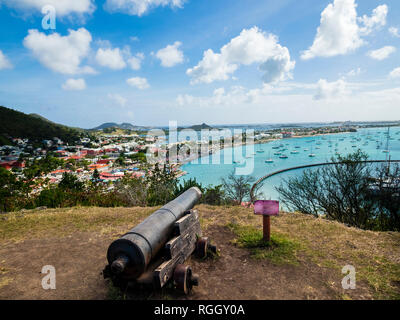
[173,264,198,294]
[196,237,209,258]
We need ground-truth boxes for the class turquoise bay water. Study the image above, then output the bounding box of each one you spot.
[180,127,400,201]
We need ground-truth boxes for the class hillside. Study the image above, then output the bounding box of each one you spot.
[0,106,82,146]
[29,113,55,124]
[188,123,213,131]
[91,122,149,131]
[0,205,398,300]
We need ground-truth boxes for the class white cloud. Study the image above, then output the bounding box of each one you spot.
[95,47,126,70]
[173,81,400,124]
[187,27,295,84]
[176,84,295,107]
[23,28,93,75]
[62,78,86,91]
[155,42,184,67]
[314,78,349,100]
[108,93,127,107]
[389,27,400,38]
[358,4,388,35]
[344,67,362,77]
[177,87,245,107]
[259,55,295,83]
[176,79,355,107]
[389,67,400,79]
[2,0,95,17]
[0,50,13,70]
[128,52,145,70]
[126,77,149,89]
[104,0,184,16]
[95,44,144,70]
[301,0,388,60]
[187,49,237,84]
[172,81,400,123]
[367,46,396,60]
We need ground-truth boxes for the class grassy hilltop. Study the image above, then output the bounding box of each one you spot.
[0,205,399,300]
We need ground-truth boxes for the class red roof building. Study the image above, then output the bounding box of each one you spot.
[67,155,85,160]
[88,164,109,171]
[97,159,112,165]
[0,161,25,169]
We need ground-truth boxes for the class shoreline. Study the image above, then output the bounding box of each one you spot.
[175,126,400,181]
[177,129,361,167]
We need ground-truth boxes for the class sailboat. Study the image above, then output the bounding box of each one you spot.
[265,152,274,163]
[382,127,390,155]
[256,143,265,153]
[308,146,316,157]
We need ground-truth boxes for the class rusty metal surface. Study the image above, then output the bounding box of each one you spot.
[106,187,202,279]
[173,264,192,294]
[196,237,209,259]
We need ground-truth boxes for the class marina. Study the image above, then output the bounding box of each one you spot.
[181,127,400,200]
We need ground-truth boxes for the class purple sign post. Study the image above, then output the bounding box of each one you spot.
[254,200,279,242]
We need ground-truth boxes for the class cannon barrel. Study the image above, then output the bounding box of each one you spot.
[106,187,202,279]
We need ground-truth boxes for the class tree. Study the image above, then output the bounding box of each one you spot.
[173,178,203,198]
[116,153,126,166]
[0,167,23,212]
[92,168,100,180]
[202,185,226,205]
[115,175,148,207]
[276,150,399,231]
[221,170,256,204]
[59,172,84,192]
[368,162,400,231]
[128,152,147,163]
[145,164,178,206]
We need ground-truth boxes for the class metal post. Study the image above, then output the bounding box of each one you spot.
[263,215,270,242]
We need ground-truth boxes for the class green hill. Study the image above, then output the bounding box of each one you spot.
[188,123,213,131]
[0,106,83,146]
[91,122,150,131]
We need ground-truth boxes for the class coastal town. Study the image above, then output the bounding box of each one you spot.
[0,123,363,195]
[0,132,151,193]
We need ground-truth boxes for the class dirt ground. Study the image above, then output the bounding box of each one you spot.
[0,224,374,300]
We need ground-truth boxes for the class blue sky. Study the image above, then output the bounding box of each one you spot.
[0,0,399,128]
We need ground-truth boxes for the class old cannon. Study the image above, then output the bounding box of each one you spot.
[103,187,217,294]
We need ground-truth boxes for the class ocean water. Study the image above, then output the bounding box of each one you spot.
[180,127,400,201]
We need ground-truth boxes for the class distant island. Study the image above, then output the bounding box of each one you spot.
[187,123,213,131]
[90,122,151,131]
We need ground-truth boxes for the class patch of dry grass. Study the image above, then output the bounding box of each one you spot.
[0,261,13,289]
[0,277,13,289]
[196,205,400,299]
[0,204,399,299]
[0,206,156,242]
